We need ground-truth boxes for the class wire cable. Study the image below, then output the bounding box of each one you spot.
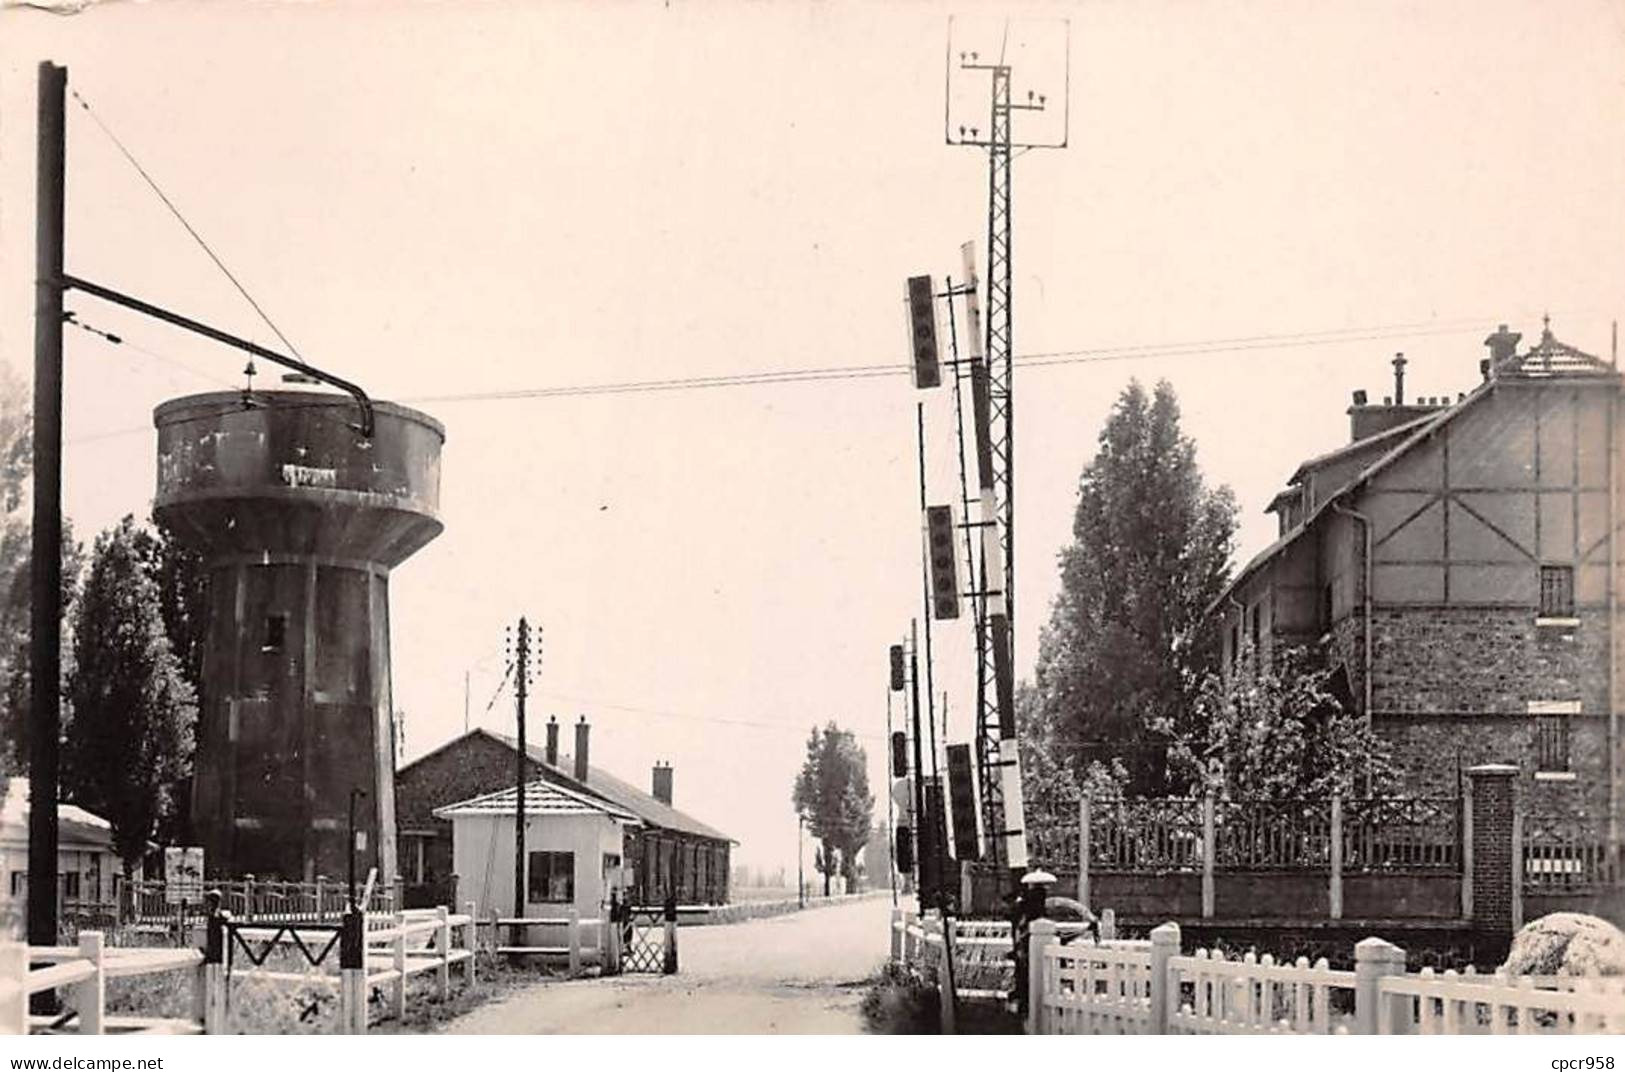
[69,86,307,362]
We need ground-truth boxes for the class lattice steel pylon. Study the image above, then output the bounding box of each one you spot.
[950,27,1067,882]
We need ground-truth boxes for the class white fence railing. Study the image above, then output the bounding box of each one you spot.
[2,905,478,1035]
[2,932,205,1035]
[1022,920,1624,1036]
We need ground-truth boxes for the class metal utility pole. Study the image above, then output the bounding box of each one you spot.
[949,27,1067,886]
[29,61,66,976]
[884,687,898,906]
[907,622,930,911]
[511,617,534,947]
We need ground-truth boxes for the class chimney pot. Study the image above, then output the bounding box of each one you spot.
[1351,389,1368,406]
[1391,353,1407,406]
[545,715,559,766]
[1383,396,1392,406]
[1484,323,1521,367]
[574,717,590,781]
[1480,358,1491,382]
[652,762,674,806]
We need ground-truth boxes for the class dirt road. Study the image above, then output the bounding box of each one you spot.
[442,894,894,1034]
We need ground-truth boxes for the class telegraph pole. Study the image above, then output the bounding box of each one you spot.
[510,618,534,947]
[30,61,66,979]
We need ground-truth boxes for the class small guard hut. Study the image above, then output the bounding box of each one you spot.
[435,779,640,922]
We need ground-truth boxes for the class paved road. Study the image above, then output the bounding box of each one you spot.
[443,894,894,1034]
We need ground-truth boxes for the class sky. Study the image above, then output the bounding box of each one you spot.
[1,0,1623,877]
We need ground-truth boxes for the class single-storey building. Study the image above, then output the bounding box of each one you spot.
[396,720,735,908]
[0,777,120,931]
[435,778,640,921]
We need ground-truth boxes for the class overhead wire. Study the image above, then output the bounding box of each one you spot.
[68,85,308,362]
[60,315,1525,447]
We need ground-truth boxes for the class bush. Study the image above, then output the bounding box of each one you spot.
[859,962,939,1034]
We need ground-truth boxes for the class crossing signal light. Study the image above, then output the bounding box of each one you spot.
[889,644,905,692]
[946,744,981,862]
[924,505,960,620]
[907,276,941,389]
[890,777,913,824]
[895,827,914,873]
[890,731,908,777]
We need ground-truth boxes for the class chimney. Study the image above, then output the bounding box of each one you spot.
[1351,389,1368,406]
[545,716,559,766]
[1484,323,1521,369]
[574,716,590,781]
[652,761,673,805]
[1391,353,1407,405]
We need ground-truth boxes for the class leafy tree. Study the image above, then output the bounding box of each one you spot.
[1018,679,1129,859]
[0,362,89,777]
[1168,645,1400,800]
[1034,379,1237,796]
[64,516,196,872]
[792,722,875,896]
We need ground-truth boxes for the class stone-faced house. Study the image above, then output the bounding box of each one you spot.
[395,721,733,907]
[1212,323,1622,842]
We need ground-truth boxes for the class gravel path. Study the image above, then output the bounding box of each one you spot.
[442,894,894,1034]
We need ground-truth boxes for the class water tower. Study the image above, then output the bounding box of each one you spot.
[153,387,444,883]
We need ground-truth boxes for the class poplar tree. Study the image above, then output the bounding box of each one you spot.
[64,516,195,872]
[1033,379,1237,796]
[792,723,875,895]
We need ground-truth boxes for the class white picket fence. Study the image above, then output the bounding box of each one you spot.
[1026,920,1625,1036]
[1,905,478,1035]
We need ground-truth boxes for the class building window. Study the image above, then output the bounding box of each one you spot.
[1535,715,1570,773]
[1229,624,1239,667]
[9,871,25,897]
[527,851,574,903]
[1538,566,1574,618]
[262,613,288,653]
[1530,700,1580,779]
[61,872,80,900]
[601,853,621,884]
[1321,584,1334,632]
[1249,605,1261,652]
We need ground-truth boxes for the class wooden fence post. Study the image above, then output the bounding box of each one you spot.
[938,918,957,1035]
[464,902,479,985]
[242,874,256,919]
[1149,921,1180,1034]
[1026,918,1057,1034]
[71,931,104,1035]
[392,911,407,1021]
[435,906,451,1000]
[1,943,27,1035]
[1201,795,1216,919]
[316,875,328,923]
[202,907,226,1034]
[1329,794,1343,921]
[1354,936,1407,1034]
[1100,908,1116,941]
[1079,795,1091,912]
[339,907,367,1034]
[567,907,581,976]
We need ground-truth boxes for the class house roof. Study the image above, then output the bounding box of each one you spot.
[434,777,641,822]
[1285,413,1435,487]
[488,731,737,845]
[0,777,114,849]
[1211,326,1621,617]
[400,728,736,844]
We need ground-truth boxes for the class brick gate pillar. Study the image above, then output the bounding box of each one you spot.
[1467,764,1519,934]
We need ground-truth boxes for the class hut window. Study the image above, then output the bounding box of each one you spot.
[527,851,574,903]
[9,871,24,896]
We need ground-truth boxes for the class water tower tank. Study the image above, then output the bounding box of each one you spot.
[153,389,444,883]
